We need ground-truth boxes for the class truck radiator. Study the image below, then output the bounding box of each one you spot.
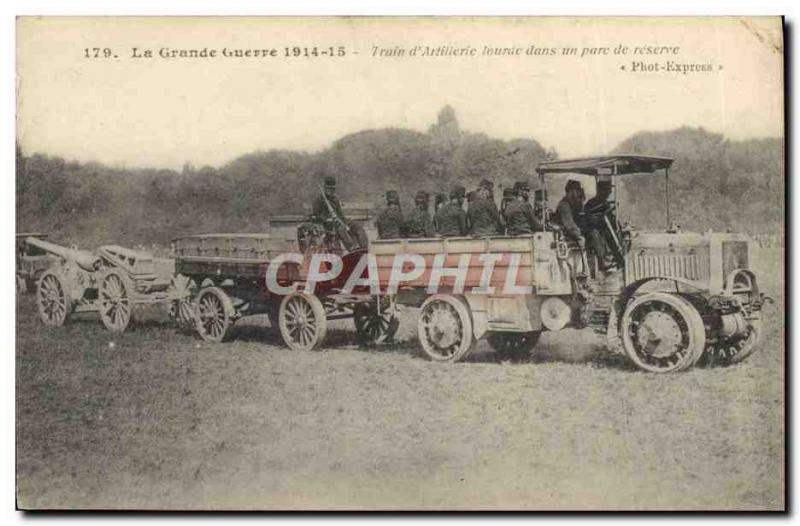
[627,252,709,282]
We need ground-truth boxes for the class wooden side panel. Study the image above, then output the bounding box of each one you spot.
[370,237,535,291]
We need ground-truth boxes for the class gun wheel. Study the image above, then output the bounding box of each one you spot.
[99,270,134,332]
[488,331,541,361]
[353,299,399,344]
[621,292,706,373]
[418,294,475,363]
[36,271,71,327]
[279,292,327,351]
[704,319,762,366]
[194,287,235,343]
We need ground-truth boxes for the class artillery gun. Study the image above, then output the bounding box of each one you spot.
[29,237,193,332]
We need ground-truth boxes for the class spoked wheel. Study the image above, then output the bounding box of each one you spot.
[353,298,399,344]
[417,294,475,363]
[703,319,762,367]
[278,292,327,351]
[488,331,541,361]
[169,276,197,330]
[36,271,71,327]
[621,292,706,373]
[194,287,235,343]
[99,270,134,332]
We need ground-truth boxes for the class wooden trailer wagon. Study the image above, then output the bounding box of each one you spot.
[172,233,398,350]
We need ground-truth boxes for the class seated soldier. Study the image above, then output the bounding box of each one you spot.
[435,185,467,237]
[311,176,368,251]
[376,190,405,239]
[467,179,504,236]
[553,179,586,249]
[405,190,434,238]
[503,181,543,235]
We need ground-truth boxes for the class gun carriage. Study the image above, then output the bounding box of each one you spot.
[29,237,193,332]
[172,233,397,349]
[370,155,768,372]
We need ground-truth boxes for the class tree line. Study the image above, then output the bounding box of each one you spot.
[16,107,783,246]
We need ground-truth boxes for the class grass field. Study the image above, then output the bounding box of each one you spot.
[15,248,785,510]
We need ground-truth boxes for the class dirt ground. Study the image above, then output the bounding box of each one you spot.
[16,247,784,510]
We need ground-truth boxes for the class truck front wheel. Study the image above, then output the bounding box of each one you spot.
[621,292,706,373]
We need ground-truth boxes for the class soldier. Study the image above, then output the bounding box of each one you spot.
[467,179,504,236]
[503,181,543,235]
[553,179,586,248]
[405,190,434,238]
[435,184,467,237]
[310,176,368,251]
[583,178,617,270]
[376,190,405,239]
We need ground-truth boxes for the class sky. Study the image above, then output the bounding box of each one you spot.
[16,16,784,170]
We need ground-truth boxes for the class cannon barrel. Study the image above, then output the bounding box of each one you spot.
[25,237,100,271]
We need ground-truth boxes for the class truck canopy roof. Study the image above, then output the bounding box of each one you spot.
[535,155,674,176]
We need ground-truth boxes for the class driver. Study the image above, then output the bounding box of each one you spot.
[582,178,617,270]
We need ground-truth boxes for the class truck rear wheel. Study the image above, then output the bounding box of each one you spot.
[488,331,541,361]
[417,294,475,362]
[621,292,706,373]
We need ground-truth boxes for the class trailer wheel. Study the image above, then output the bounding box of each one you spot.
[353,299,399,344]
[194,287,235,343]
[169,276,197,330]
[278,292,328,351]
[99,270,134,332]
[621,292,706,373]
[704,319,762,366]
[488,331,541,361]
[36,271,71,327]
[417,294,475,362]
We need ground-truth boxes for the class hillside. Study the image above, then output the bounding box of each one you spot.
[15,108,783,246]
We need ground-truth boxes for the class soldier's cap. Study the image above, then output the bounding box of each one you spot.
[478,178,494,190]
[385,190,399,202]
[415,190,430,201]
[324,176,337,188]
[450,184,466,198]
[503,188,516,198]
[435,193,447,202]
[513,181,531,192]
[565,179,583,192]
